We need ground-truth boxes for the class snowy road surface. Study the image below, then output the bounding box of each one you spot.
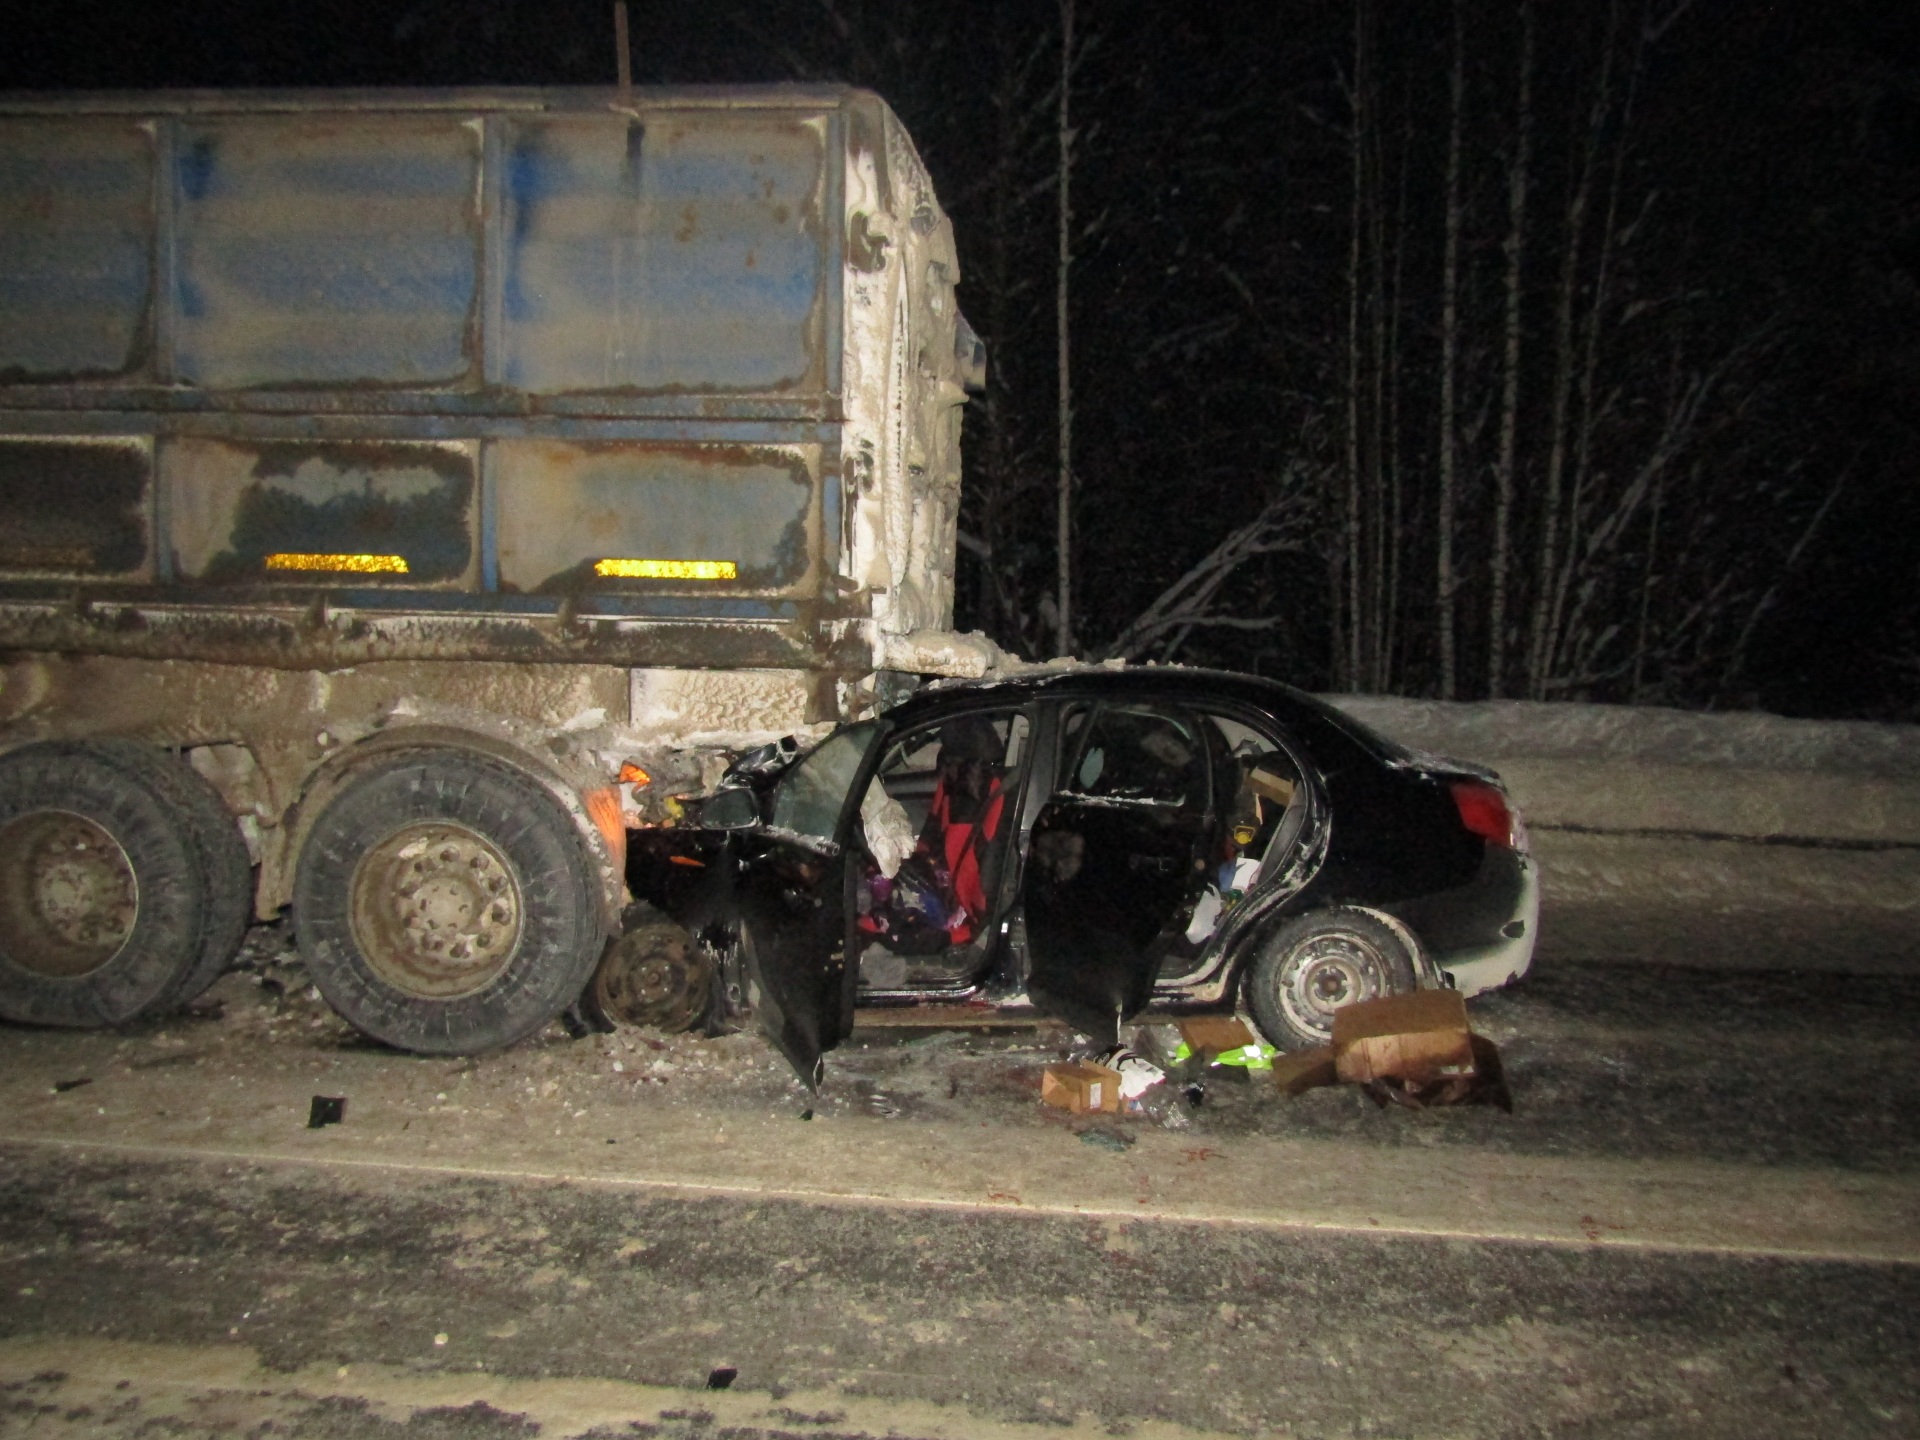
[1,915,1916,1437]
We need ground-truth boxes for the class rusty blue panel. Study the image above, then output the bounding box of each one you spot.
[171,117,480,389]
[0,438,150,576]
[162,438,476,585]
[499,113,826,395]
[0,121,154,381]
[491,440,815,594]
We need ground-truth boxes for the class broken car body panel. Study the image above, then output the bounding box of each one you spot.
[639,667,1540,1080]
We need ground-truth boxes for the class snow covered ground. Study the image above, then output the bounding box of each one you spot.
[1326,696,1920,974]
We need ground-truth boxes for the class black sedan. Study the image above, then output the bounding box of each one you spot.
[616,666,1538,1086]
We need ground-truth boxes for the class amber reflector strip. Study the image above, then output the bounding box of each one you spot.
[593,558,737,581]
[265,553,410,574]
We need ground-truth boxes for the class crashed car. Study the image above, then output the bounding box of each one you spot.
[611,667,1538,1085]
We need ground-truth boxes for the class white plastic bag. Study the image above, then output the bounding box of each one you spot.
[860,784,916,878]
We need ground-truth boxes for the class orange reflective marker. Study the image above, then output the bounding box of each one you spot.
[266,552,409,574]
[593,559,736,581]
[581,787,627,870]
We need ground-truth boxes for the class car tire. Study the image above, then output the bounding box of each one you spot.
[0,742,211,1027]
[293,750,604,1056]
[1246,907,1418,1051]
[88,741,254,1014]
[590,904,713,1033]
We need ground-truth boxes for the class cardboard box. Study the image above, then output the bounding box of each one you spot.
[1040,1061,1125,1114]
[1269,1045,1338,1096]
[1176,1015,1257,1055]
[1332,990,1477,1086]
[1247,766,1296,806]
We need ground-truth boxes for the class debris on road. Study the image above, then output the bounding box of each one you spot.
[307,1095,346,1129]
[1040,1060,1125,1114]
[1040,997,1513,1122]
[1272,990,1512,1111]
[51,1077,92,1093]
[1089,1044,1166,1099]
[1170,1016,1277,1075]
[1270,1047,1339,1096]
[1334,991,1477,1085]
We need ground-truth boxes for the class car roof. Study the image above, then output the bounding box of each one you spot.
[876,664,1409,765]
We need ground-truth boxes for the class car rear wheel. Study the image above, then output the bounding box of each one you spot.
[1246,907,1417,1051]
[0,742,212,1026]
[294,750,604,1055]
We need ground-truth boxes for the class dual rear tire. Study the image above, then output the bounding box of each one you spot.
[0,740,606,1058]
[0,741,251,1027]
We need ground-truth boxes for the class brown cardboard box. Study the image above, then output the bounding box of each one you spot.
[1176,1015,1257,1054]
[1040,1061,1125,1114]
[1332,990,1477,1086]
[1269,1045,1338,1096]
[1247,766,1296,806]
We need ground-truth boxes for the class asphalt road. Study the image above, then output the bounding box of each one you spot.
[2,921,1917,1438]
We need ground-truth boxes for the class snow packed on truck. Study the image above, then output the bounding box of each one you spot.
[0,84,992,1054]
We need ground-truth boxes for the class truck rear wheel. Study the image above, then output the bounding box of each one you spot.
[83,741,254,1014]
[293,750,604,1055]
[0,743,211,1027]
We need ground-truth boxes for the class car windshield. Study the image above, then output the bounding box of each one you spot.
[768,720,881,844]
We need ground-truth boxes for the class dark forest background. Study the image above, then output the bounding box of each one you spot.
[6,0,1917,718]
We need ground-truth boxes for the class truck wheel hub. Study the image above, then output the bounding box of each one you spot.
[351,823,521,998]
[0,812,139,978]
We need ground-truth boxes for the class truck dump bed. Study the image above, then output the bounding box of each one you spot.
[0,86,983,693]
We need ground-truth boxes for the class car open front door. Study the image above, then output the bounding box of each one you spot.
[1021,702,1216,1043]
[733,720,882,1088]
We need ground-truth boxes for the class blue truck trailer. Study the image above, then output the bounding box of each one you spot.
[0,85,989,1051]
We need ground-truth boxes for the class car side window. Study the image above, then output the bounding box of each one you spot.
[1202,712,1305,863]
[769,720,880,844]
[871,709,1028,836]
[853,709,1029,961]
[1062,706,1202,807]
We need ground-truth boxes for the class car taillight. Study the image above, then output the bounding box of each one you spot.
[1450,780,1514,848]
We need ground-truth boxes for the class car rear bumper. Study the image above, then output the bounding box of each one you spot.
[1379,842,1540,997]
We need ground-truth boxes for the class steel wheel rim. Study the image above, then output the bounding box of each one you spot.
[1277,930,1393,1038]
[349,822,522,999]
[594,927,695,1026]
[0,810,139,978]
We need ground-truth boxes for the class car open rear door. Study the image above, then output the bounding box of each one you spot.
[733,720,882,1087]
[1021,702,1215,1042]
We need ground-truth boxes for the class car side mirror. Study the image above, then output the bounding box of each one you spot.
[700,787,762,830]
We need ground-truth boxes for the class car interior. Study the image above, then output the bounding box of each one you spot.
[853,709,1029,991]
[849,702,1309,1000]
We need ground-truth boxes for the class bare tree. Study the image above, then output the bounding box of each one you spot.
[1055,0,1076,657]
[1095,476,1317,664]
[1337,0,1368,691]
[954,4,1062,662]
[1435,0,1467,698]
[1525,0,1621,697]
[1487,0,1533,699]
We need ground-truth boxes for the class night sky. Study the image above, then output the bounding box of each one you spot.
[4,0,1916,720]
